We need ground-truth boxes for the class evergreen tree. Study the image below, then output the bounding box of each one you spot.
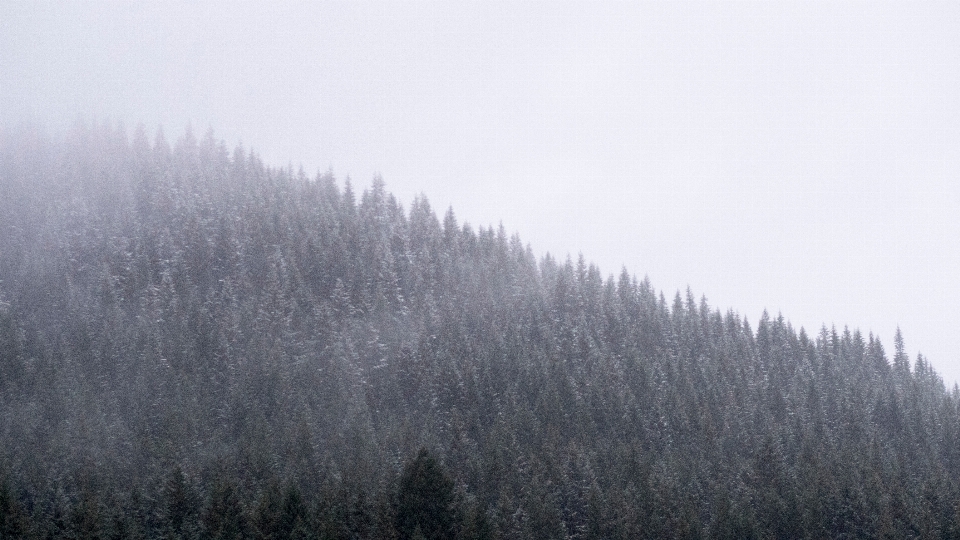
[203,478,248,540]
[396,449,458,540]
[162,466,200,539]
[0,474,29,539]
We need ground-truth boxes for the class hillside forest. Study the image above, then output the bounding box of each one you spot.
[2,123,960,538]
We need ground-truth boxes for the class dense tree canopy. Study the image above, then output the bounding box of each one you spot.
[1,122,960,538]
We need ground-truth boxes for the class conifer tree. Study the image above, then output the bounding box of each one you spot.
[0,474,29,539]
[163,466,200,539]
[203,478,248,540]
[396,449,458,540]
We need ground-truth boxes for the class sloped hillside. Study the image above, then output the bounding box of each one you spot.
[1,123,959,538]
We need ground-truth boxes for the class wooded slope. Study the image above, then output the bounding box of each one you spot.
[1,124,958,538]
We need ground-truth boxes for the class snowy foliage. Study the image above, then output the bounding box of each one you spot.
[1,123,959,537]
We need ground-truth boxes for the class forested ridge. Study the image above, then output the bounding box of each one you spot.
[2,123,960,538]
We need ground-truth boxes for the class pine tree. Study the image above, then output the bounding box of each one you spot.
[396,449,458,540]
[0,474,29,539]
[162,466,200,539]
[894,327,911,378]
[203,479,248,540]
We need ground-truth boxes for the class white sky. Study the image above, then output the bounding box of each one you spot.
[3,1,960,385]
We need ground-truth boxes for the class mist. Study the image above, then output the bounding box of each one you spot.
[4,2,959,384]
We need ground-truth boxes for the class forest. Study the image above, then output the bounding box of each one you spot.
[2,122,960,538]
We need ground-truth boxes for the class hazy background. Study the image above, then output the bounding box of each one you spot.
[3,1,960,385]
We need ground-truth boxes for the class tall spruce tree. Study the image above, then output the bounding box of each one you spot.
[396,449,458,540]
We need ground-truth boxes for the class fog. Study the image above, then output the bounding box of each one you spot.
[3,1,960,385]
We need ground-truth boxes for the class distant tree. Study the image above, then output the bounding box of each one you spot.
[460,502,493,540]
[203,478,248,540]
[163,466,200,539]
[0,307,23,395]
[252,482,283,539]
[282,491,309,539]
[0,474,29,539]
[349,489,374,539]
[710,495,758,540]
[253,482,309,540]
[69,491,105,540]
[396,449,458,540]
[894,326,911,378]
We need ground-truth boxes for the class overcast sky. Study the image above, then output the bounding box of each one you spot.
[3,1,960,385]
